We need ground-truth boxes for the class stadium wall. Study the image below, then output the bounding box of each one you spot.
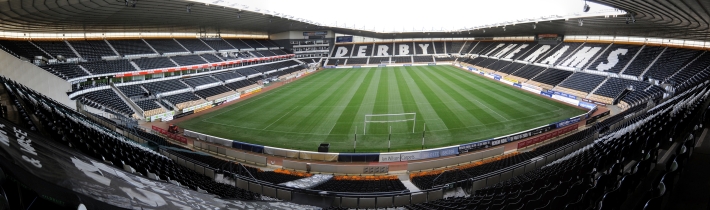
[0,48,73,107]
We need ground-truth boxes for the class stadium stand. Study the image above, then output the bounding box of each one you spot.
[414,42,434,55]
[223,39,252,50]
[586,44,642,73]
[33,41,78,58]
[557,72,607,93]
[530,68,573,87]
[396,43,414,55]
[413,55,434,63]
[66,40,118,60]
[432,42,445,54]
[241,39,267,49]
[0,40,49,59]
[80,89,134,115]
[369,56,391,64]
[144,39,189,54]
[201,38,236,51]
[435,56,455,62]
[108,40,156,56]
[132,57,177,70]
[171,55,208,66]
[39,64,88,80]
[81,59,136,74]
[200,53,224,63]
[225,80,256,90]
[621,46,665,76]
[183,76,220,88]
[346,57,368,65]
[392,56,412,64]
[118,84,149,97]
[175,39,214,52]
[510,65,546,80]
[486,60,512,71]
[141,80,190,95]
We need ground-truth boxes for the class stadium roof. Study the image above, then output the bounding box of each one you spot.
[0,0,707,40]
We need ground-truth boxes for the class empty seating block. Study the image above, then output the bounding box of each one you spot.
[201,39,236,51]
[666,52,710,84]
[223,39,252,50]
[593,77,650,98]
[312,177,407,193]
[200,54,224,63]
[413,56,434,63]
[225,80,255,91]
[194,86,233,99]
[435,56,455,62]
[254,39,277,48]
[531,68,573,86]
[82,89,134,115]
[327,58,346,66]
[486,60,512,72]
[67,40,117,60]
[535,42,584,65]
[449,41,465,54]
[644,48,702,80]
[142,80,189,94]
[33,41,78,58]
[212,71,243,81]
[622,46,665,76]
[346,58,368,65]
[587,45,642,73]
[162,92,202,106]
[108,40,155,56]
[392,56,411,64]
[241,39,266,49]
[118,84,148,97]
[236,68,260,76]
[135,100,161,111]
[432,42,445,54]
[171,55,208,66]
[40,64,88,80]
[132,57,177,70]
[0,40,49,59]
[369,57,390,64]
[175,39,213,52]
[183,76,220,88]
[81,60,136,75]
[499,62,527,75]
[558,72,606,93]
[144,39,188,54]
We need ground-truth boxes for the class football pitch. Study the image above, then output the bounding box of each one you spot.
[177,65,586,152]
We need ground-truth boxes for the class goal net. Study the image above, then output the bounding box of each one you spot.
[363,113,416,134]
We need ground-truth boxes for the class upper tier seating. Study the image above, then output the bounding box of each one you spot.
[118,84,148,97]
[469,42,496,54]
[201,39,236,51]
[531,68,573,86]
[534,42,584,65]
[194,86,233,99]
[587,44,643,73]
[40,64,89,80]
[413,56,434,63]
[593,77,651,98]
[171,55,208,66]
[200,53,224,63]
[256,50,277,56]
[81,60,136,75]
[413,42,434,55]
[223,39,252,50]
[67,40,117,60]
[81,89,134,115]
[132,57,177,70]
[446,41,465,55]
[475,58,497,67]
[183,76,220,88]
[241,39,266,49]
[432,42,445,54]
[644,48,702,80]
[0,40,49,59]
[511,65,546,79]
[255,39,277,48]
[557,72,607,93]
[33,41,78,58]
[312,177,408,193]
[666,52,710,84]
[621,46,665,76]
[444,41,454,54]
[141,80,190,94]
[175,39,213,52]
[108,40,155,56]
[143,39,188,54]
[352,44,373,57]
[460,41,477,54]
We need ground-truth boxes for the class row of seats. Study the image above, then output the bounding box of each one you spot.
[1,79,261,200]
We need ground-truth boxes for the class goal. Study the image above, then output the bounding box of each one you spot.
[363,113,416,134]
[380,60,395,64]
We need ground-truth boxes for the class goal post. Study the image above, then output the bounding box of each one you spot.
[363,113,416,134]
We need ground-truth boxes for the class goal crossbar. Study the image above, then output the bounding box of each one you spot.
[363,113,416,134]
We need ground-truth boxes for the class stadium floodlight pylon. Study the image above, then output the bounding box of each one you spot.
[363,113,416,134]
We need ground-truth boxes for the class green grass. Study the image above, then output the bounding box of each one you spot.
[177,65,586,152]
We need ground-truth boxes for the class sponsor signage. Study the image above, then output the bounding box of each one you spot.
[303,31,328,36]
[554,117,581,129]
[582,98,608,105]
[404,64,412,66]
[458,141,490,154]
[379,153,401,162]
[352,66,362,68]
[335,36,353,43]
[513,83,523,88]
[439,147,459,157]
[378,64,388,67]
[551,94,580,106]
[182,101,213,112]
[400,151,422,161]
[428,63,437,65]
[578,101,597,110]
[490,137,508,146]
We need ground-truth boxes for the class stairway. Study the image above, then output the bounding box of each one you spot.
[64,40,84,60]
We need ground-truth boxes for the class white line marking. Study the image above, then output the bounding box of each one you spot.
[262,106,299,130]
